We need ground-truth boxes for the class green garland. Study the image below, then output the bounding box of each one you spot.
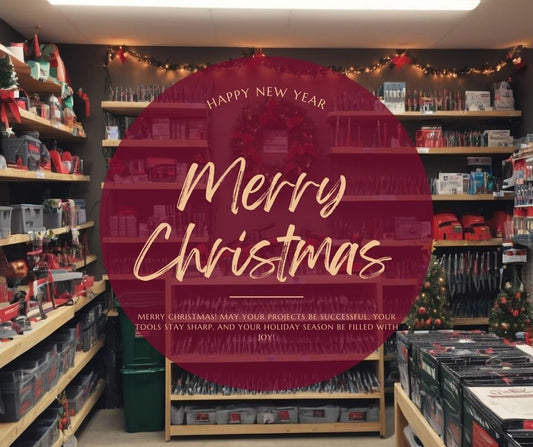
[104,45,527,78]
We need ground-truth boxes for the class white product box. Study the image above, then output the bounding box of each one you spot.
[465,91,491,111]
[437,173,469,195]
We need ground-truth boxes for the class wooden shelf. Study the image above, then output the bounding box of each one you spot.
[103,182,204,191]
[330,147,414,155]
[173,352,381,364]
[0,340,104,446]
[433,238,503,248]
[0,282,106,368]
[342,195,427,202]
[74,280,107,313]
[453,317,489,326]
[101,236,208,244]
[171,391,381,401]
[0,167,90,182]
[382,279,419,286]
[0,306,72,369]
[168,274,378,286]
[71,254,97,270]
[0,221,95,247]
[101,101,208,117]
[169,421,382,436]
[329,110,521,121]
[329,146,514,156]
[417,146,515,155]
[432,194,513,201]
[395,383,445,447]
[12,108,86,141]
[64,379,106,442]
[0,44,63,96]
[102,138,208,149]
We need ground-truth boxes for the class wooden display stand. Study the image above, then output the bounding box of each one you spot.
[394,383,444,447]
[0,47,101,446]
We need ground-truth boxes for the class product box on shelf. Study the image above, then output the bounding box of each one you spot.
[256,406,298,424]
[0,135,42,170]
[381,82,406,113]
[484,130,513,147]
[436,173,469,195]
[465,91,491,111]
[0,367,34,422]
[463,386,533,447]
[185,406,217,425]
[215,406,257,424]
[416,126,444,148]
[0,206,13,238]
[505,430,533,447]
[13,406,60,447]
[339,406,367,423]
[441,364,533,447]
[11,204,44,234]
[298,405,340,423]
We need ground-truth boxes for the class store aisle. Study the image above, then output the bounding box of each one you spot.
[77,407,395,446]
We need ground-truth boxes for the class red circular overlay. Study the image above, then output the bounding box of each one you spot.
[100,56,433,391]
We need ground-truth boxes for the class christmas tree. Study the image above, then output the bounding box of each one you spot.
[0,55,18,90]
[406,255,452,331]
[489,265,531,341]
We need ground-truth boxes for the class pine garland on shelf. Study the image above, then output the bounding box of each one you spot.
[405,255,452,331]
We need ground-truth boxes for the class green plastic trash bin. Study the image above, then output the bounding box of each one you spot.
[117,302,164,367]
[121,366,165,432]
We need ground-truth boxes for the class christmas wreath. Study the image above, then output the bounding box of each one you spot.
[231,98,316,178]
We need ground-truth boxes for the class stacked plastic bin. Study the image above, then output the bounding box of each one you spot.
[117,303,165,432]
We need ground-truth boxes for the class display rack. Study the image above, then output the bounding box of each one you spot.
[0,49,100,446]
[165,347,386,440]
[394,383,445,447]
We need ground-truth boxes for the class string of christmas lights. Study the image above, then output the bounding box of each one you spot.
[104,45,527,78]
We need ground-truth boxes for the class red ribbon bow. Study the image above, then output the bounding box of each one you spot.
[77,90,90,117]
[0,90,21,129]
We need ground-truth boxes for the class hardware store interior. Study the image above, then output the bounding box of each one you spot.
[2,0,533,446]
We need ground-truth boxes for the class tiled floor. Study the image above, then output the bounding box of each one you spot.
[77,407,396,446]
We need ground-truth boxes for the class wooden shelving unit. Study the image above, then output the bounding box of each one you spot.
[71,253,97,270]
[328,110,522,121]
[433,238,503,248]
[329,146,514,156]
[0,281,106,369]
[0,52,101,446]
[101,235,208,244]
[453,317,489,326]
[0,167,90,182]
[102,138,208,149]
[394,383,445,447]
[103,182,204,191]
[0,340,104,446]
[11,108,86,141]
[0,221,94,247]
[432,193,513,201]
[0,44,62,96]
[101,100,208,117]
[166,346,386,440]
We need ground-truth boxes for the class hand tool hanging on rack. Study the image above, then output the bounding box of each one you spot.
[438,248,502,301]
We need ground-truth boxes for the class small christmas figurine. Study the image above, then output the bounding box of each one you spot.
[489,265,531,341]
[406,255,452,331]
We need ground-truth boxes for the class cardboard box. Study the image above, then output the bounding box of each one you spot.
[437,173,469,195]
[465,91,491,111]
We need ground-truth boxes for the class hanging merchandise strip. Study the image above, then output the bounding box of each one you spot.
[103,46,528,78]
[439,250,501,318]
